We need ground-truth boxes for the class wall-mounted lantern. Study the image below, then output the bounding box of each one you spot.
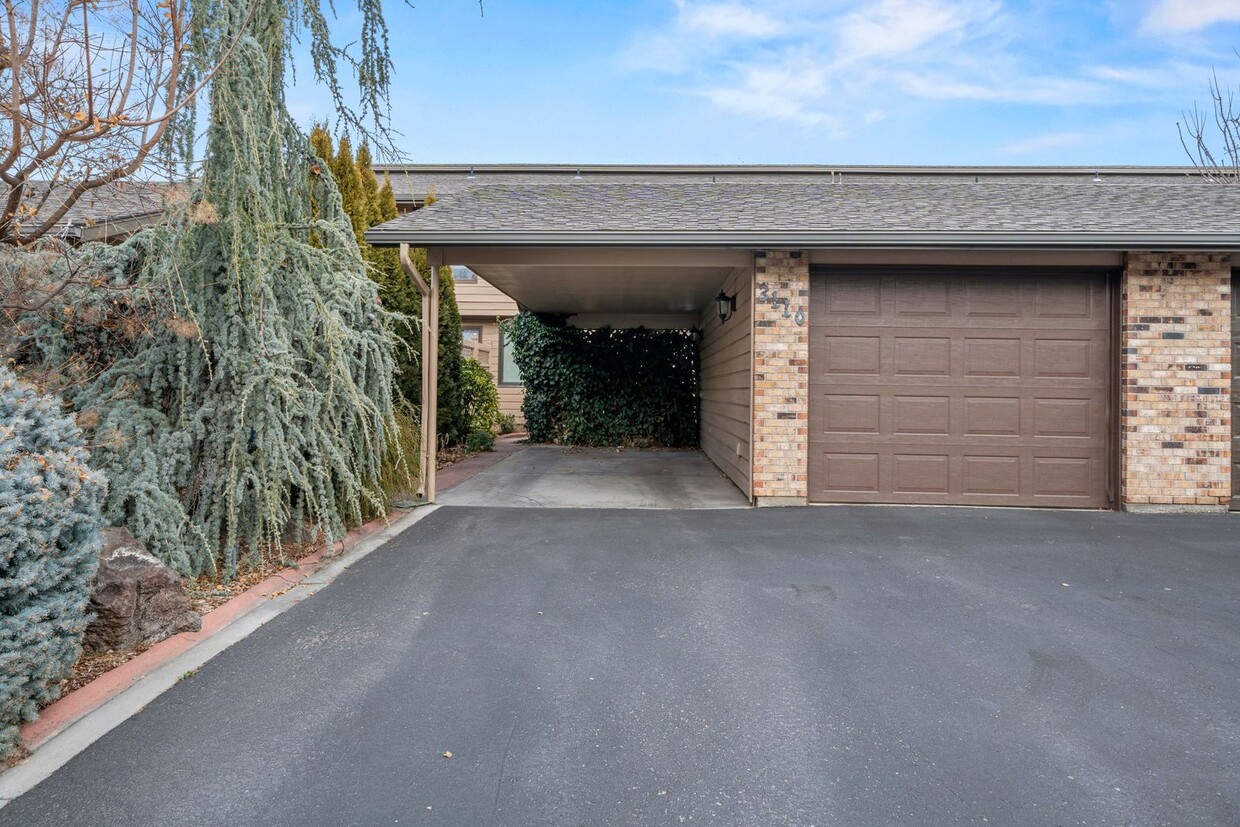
[715,289,737,324]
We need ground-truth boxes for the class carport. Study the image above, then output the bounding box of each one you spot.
[383,239,756,505]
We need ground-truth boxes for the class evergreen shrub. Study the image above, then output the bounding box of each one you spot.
[0,368,106,757]
[502,312,699,447]
[460,357,501,435]
[464,430,495,453]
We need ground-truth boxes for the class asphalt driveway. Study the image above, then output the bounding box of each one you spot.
[4,506,1238,826]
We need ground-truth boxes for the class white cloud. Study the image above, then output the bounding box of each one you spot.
[1001,131,1090,155]
[1142,0,1240,34]
[833,0,1001,64]
[701,57,838,128]
[621,0,1221,135]
[895,71,1105,105]
[679,2,787,38]
[622,2,788,72]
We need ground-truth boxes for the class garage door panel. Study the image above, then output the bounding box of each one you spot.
[1033,457,1092,498]
[893,395,950,435]
[961,456,1021,496]
[1033,398,1093,438]
[821,277,881,315]
[1033,338,1095,378]
[963,397,1021,436]
[896,279,950,315]
[820,335,881,374]
[965,280,1021,318]
[894,337,951,375]
[964,338,1021,376]
[816,452,881,494]
[892,454,951,494]
[810,269,1111,508]
[821,394,881,433]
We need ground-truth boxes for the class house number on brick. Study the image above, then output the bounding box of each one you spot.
[756,282,806,326]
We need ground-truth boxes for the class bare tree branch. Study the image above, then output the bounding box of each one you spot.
[1180,65,1240,183]
[0,0,257,244]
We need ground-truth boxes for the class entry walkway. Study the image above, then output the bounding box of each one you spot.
[438,444,750,508]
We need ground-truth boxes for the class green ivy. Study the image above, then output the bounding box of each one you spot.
[502,312,699,447]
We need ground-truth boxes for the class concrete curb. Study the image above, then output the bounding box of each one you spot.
[0,504,441,808]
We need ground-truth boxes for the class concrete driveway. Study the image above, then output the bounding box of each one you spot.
[439,445,750,509]
[3,506,1238,826]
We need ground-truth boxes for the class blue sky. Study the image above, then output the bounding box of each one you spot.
[287,0,1240,165]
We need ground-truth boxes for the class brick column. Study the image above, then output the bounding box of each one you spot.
[752,250,810,505]
[1122,253,1232,511]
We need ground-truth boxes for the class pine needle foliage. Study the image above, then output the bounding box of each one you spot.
[9,0,400,579]
[0,367,105,757]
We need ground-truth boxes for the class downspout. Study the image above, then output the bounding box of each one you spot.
[399,243,438,502]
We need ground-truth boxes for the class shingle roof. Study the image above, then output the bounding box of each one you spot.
[18,180,176,241]
[373,164,1207,206]
[365,177,1240,248]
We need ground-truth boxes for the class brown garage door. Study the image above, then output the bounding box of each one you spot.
[1232,282,1239,510]
[809,268,1112,508]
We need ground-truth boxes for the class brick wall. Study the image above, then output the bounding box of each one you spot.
[1122,253,1232,509]
[752,250,810,504]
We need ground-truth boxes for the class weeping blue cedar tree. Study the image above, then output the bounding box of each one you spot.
[12,0,402,578]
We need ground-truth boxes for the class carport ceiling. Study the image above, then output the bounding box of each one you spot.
[463,264,731,314]
[429,247,750,315]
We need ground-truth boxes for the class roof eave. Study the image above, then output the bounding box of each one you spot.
[364,230,1240,251]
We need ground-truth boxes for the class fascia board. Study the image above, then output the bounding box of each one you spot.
[364,230,1240,250]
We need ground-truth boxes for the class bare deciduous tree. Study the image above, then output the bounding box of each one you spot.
[0,0,255,244]
[1180,67,1240,183]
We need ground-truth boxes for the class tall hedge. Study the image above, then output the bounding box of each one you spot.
[0,368,106,756]
[502,312,699,447]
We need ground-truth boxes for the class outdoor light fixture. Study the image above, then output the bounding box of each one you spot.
[573,169,583,180]
[467,165,476,179]
[715,289,737,324]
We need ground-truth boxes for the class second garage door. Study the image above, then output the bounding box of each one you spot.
[809,268,1112,508]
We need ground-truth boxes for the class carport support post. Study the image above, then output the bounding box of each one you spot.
[399,243,439,502]
[426,265,440,502]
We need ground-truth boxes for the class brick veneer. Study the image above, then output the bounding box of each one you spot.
[1122,253,1233,510]
[752,250,810,505]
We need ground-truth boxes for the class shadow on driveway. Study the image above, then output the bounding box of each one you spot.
[4,506,1238,826]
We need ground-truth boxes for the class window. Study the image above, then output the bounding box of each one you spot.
[461,326,482,360]
[451,264,478,283]
[499,330,523,386]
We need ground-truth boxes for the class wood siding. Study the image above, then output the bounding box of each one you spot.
[463,319,524,423]
[698,266,752,498]
[454,276,524,424]
[454,274,519,318]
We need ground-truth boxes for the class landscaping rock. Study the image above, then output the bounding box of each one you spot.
[83,528,201,654]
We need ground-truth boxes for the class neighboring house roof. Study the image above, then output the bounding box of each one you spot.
[372,163,1206,202]
[17,180,176,242]
[365,170,1240,250]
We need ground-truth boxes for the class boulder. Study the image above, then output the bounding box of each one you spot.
[83,528,201,654]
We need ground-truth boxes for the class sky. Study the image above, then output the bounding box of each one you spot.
[286,0,1240,166]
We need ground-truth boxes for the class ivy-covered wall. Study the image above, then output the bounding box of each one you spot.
[503,312,699,447]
